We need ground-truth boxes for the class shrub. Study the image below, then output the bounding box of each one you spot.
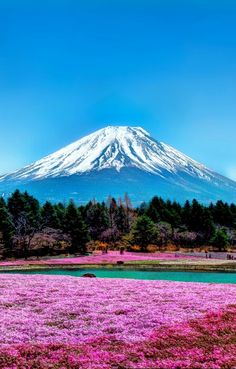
[146,244,158,253]
[129,245,141,252]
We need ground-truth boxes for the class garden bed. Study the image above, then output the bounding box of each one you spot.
[0,274,235,368]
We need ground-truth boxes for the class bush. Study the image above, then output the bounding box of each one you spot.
[129,245,141,252]
[146,244,158,253]
[166,243,178,252]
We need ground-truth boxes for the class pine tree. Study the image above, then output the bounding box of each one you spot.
[8,190,41,227]
[64,201,89,254]
[22,192,41,227]
[146,196,161,222]
[114,205,128,233]
[7,190,26,222]
[182,200,191,228]
[54,202,66,229]
[188,199,204,232]
[85,202,109,239]
[201,209,216,242]
[0,198,13,256]
[41,201,59,228]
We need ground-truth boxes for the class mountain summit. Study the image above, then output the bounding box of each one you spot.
[0,126,217,180]
[1,125,236,203]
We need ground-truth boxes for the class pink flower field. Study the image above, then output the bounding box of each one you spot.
[0,251,201,267]
[0,274,235,368]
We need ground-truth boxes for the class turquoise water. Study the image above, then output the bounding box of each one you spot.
[1,268,236,283]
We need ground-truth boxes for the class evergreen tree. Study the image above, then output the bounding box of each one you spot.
[23,192,41,227]
[0,198,13,256]
[7,191,42,259]
[212,201,233,227]
[7,190,26,222]
[8,190,41,227]
[114,205,128,233]
[85,202,109,239]
[138,202,148,216]
[146,196,162,222]
[41,201,59,228]
[182,200,191,228]
[162,200,181,228]
[201,209,216,242]
[131,215,157,252]
[64,201,89,254]
[54,202,66,229]
[188,199,204,232]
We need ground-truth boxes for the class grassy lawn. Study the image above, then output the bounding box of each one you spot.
[126,259,161,264]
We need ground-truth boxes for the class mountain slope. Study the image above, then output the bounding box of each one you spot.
[0,126,236,204]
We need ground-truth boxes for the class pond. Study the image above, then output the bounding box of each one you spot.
[1,268,236,283]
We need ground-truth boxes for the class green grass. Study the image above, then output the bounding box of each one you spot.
[125,260,161,265]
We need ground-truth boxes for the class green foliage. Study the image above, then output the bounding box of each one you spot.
[54,202,66,229]
[0,190,236,259]
[131,215,157,251]
[64,201,89,254]
[41,201,59,229]
[0,198,13,255]
[8,190,41,226]
[210,228,230,251]
[85,202,109,239]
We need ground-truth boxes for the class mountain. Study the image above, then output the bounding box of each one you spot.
[0,125,236,204]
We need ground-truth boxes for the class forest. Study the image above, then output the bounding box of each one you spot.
[0,190,236,259]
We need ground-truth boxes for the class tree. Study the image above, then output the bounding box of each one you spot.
[131,215,157,252]
[54,202,66,229]
[212,201,233,227]
[7,190,26,222]
[173,230,198,248]
[188,199,204,232]
[201,209,216,242]
[12,211,42,259]
[64,201,89,254]
[100,227,121,244]
[155,222,172,248]
[114,205,128,233]
[210,228,230,251]
[107,197,117,228]
[0,198,13,256]
[138,202,148,216]
[41,201,59,229]
[162,207,181,228]
[211,228,230,251]
[123,193,133,231]
[146,196,162,223]
[85,202,109,239]
[7,191,42,259]
[182,200,191,226]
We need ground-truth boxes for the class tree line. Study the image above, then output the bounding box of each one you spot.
[0,190,235,259]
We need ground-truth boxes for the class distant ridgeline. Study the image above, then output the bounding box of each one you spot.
[0,190,235,260]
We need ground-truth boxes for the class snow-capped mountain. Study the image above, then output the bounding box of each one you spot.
[0,126,221,180]
[0,125,236,204]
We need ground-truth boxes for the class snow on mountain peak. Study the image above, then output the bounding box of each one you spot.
[0,125,212,181]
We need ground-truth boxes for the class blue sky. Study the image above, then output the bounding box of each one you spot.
[0,0,236,179]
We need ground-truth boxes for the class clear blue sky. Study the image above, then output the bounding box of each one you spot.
[0,0,236,179]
